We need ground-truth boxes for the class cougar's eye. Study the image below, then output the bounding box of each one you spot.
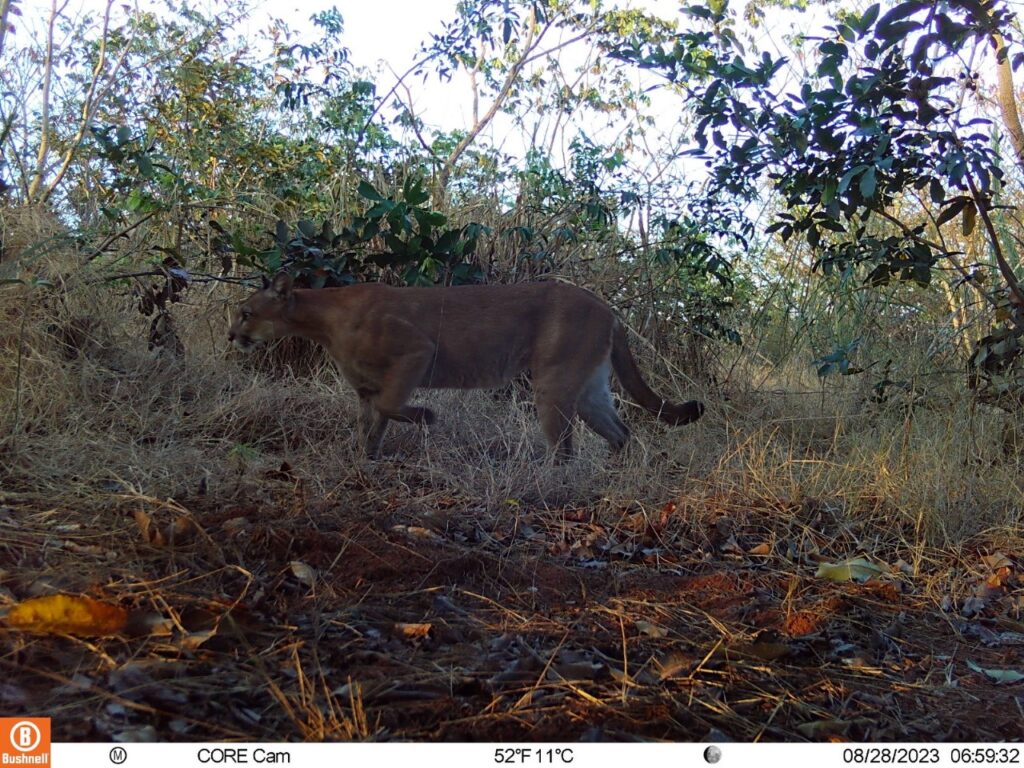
[241,310,251,321]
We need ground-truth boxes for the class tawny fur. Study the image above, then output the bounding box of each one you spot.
[228,273,704,459]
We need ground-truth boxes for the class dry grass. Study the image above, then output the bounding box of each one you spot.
[2,239,1023,741]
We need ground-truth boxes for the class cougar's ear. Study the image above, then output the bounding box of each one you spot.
[270,271,294,299]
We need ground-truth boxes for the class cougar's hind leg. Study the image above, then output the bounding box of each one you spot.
[577,362,630,452]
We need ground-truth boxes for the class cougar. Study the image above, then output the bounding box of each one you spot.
[228,273,704,459]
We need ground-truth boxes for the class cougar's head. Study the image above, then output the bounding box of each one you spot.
[228,272,294,351]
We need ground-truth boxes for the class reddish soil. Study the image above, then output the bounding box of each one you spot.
[1,484,1022,742]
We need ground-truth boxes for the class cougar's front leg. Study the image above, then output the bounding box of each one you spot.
[371,347,436,426]
[356,391,388,458]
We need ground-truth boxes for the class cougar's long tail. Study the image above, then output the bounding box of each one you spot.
[610,320,704,426]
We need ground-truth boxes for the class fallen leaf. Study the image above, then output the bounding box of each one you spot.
[981,568,1011,594]
[607,667,639,686]
[392,622,432,641]
[133,509,197,546]
[748,542,772,556]
[815,558,885,583]
[720,534,744,555]
[981,553,1014,571]
[123,611,173,637]
[961,595,987,618]
[894,559,914,576]
[289,561,317,588]
[730,639,791,661]
[391,525,441,541]
[5,594,128,636]
[222,517,250,535]
[550,660,603,681]
[635,620,668,639]
[551,649,604,681]
[180,630,218,650]
[967,659,1024,684]
[656,651,691,680]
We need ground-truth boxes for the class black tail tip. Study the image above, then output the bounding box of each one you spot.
[671,400,704,425]
[687,400,705,422]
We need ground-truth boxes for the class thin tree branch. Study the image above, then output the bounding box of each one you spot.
[435,15,551,203]
[26,0,71,200]
[42,1,139,204]
[355,50,443,150]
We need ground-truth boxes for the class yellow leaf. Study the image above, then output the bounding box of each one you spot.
[5,594,128,636]
[815,558,885,583]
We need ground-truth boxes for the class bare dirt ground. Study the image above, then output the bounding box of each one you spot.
[2,470,1022,742]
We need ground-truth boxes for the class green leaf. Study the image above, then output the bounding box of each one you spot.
[876,19,923,44]
[364,200,395,219]
[961,201,977,236]
[435,229,461,253]
[297,219,317,239]
[136,155,153,177]
[860,3,880,34]
[357,179,384,201]
[384,232,408,256]
[936,198,969,227]
[911,262,931,286]
[859,166,877,199]
[126,189,156,213]
[261,248,282,273]
[822,179,838,205]
[875,0,928,31]
[275,220,290,246]
[837,165,865,195]
[116,126,132,145]
[403,176,429,206]
[865,264,891,286]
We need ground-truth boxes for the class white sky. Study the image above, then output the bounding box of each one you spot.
[247,0,686,142]
[8,0,815,179]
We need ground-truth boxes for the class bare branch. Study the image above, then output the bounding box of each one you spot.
[41,1,139,203]
[435,14,552,204]
[26,0,71,200]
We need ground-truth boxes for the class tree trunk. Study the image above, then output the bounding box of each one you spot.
[992,30,1024,174]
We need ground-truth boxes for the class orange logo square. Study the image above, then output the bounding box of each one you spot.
[0,719,50,766]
